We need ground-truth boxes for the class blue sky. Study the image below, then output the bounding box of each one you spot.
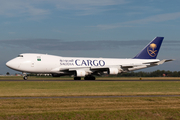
[0,0,180,74]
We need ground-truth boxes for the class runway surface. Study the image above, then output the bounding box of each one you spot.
[0,95,180,99]
[1,79,180,81]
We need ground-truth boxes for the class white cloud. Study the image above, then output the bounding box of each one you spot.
[1,38,180,51]
[53,0,128,15]
[0,0,50,19]
[54,0,127,8]
[0,39,148,51]
[127,12,180,24]
[96,12,180,29]
[0,0,128,18]
[8,32,16,35]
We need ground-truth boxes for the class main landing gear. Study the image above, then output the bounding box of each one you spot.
[74,77,81,80]
[84,75,95,80]
[74,76,96,80]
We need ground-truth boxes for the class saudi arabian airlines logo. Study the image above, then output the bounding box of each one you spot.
[147,43,157,57]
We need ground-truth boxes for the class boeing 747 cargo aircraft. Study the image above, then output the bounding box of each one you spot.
[6,37,173,80]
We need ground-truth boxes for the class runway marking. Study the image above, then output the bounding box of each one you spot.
[0,95,180,99]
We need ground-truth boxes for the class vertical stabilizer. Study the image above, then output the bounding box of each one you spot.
[133,37,164,59]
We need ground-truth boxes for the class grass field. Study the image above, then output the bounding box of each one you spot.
[0,76,180,119]
[0,97,180,120]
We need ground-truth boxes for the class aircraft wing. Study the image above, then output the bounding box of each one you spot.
[144,59,174,65]
[154,59,174,65]
[51,59,174,75]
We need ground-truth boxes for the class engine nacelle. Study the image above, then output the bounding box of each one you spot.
[76,70,88,77]
[108,68,119,75]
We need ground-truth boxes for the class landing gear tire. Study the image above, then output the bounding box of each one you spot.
[23,76,28,80]
[74,77,81,80]
[84,76,96,80]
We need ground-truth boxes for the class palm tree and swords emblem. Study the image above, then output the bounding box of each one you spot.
[147,43,157,57]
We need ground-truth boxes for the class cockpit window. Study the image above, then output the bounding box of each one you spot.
[18,55,23,57]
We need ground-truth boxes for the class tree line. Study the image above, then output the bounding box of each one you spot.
[117,70,180,77]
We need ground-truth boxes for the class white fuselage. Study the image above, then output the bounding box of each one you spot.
[6,53,159,74]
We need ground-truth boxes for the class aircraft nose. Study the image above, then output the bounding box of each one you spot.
[6,60,14,68]
[6,61,12,67]
[6,60,20,70]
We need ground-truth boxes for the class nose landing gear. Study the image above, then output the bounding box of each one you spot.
[22,72,28,80]
[73,76,96,80]
[23,76,28,80]
[84,75,96,80]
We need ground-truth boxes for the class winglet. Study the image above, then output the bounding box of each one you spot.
[133,37,164,59]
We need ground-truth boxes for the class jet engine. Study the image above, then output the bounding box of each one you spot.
[108,68,119,75]
[75,70,88,77]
